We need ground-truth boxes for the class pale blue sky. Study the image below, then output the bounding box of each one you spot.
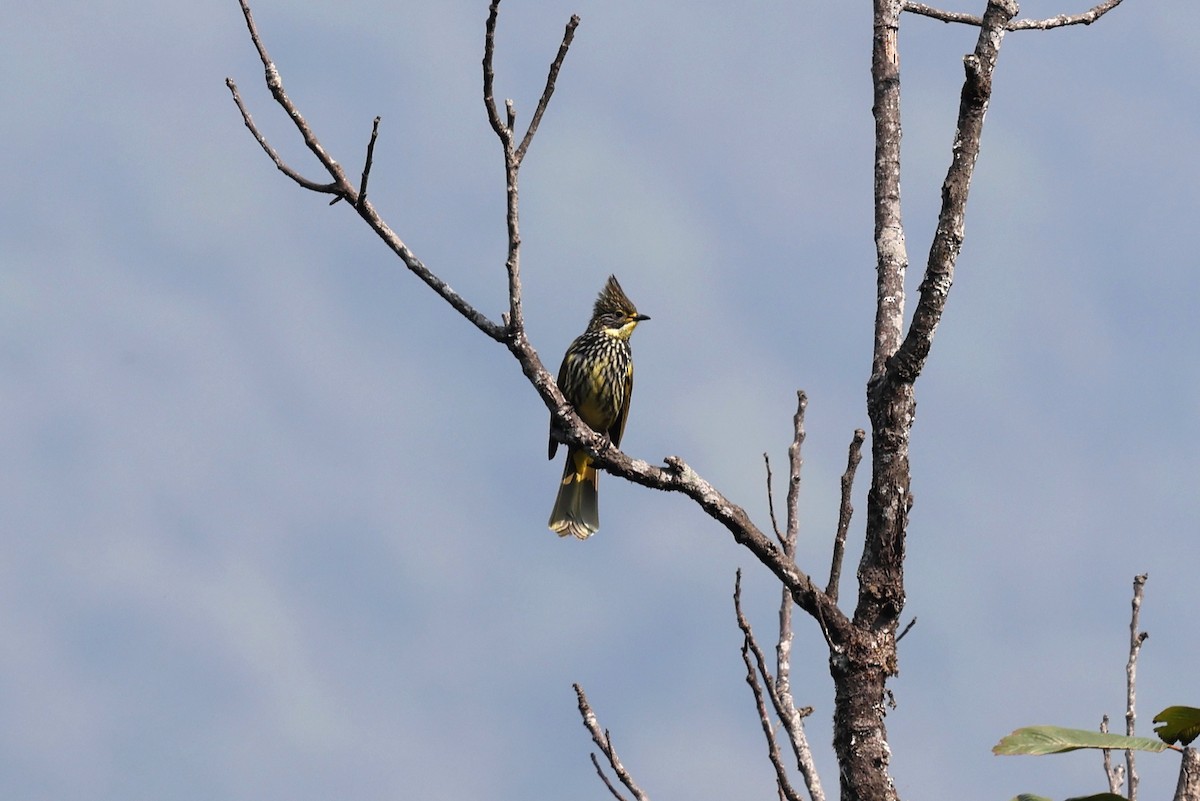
[1,1,1196,799]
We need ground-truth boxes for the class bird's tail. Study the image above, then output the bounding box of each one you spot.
[548,447,600,540]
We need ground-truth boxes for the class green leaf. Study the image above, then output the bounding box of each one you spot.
[1154,706,1200,746]
[993,726,1171,755]
[1009,795,1052,801]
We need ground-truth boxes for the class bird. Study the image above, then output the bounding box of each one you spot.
[548,275,649,539]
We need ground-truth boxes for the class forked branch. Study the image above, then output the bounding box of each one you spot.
[887,0,1018,386]
[1101,714,1126,795]
[574,684,649,801]
[483,1,580,164]
[736,571,805,801]
[226,0,508,342]
[225,77,340,195]
[482,0,579,331]
[846,3,1021,799]
[736,570,826,801]
[756,394,828,801]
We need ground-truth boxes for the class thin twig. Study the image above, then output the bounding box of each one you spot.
[356,116,382,210]
[826,429,865,603]
[225,79,340,194]
[764,453,782,540]
[515,15,579,164]
[903,0,1125,30]
[1127,574,1149,801]
[232,0,353,195]
[764,391,807,549]
[482,1,511,143]
[735,572,804,801]
[895,617,917,644]
[574,684,649,801]
[589,753,631,801]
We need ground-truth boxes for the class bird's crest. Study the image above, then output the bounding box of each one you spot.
[589,275,648,336]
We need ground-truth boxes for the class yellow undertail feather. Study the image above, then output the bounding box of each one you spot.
[548,448,600,540]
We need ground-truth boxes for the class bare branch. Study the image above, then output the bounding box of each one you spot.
[482,1,579,166]
[356,116,382,210]
[902,0,1126,30]
[231,0,354,196]
[482,1,512,144]
[515,14,580,164]
[769,392,827,801]
[637,451,846,639]
[776,393,804,693]
[574,684,649,801]
[484,2,578,166]
[888,0,1018,386]
[1006,1,1124,31]
[1101,714,1126,795]
[526,356,850,637]
[902,2,980,25]
[780,708,823,801]
[869,0,909,380]
[843,3,1018,797]
[1127,573,1149,801]
[895,616,917,643]
[354,198,509,340]
[735,572,804,801]
[764,453,782,540]
[227,2,509,341]
[826,429,864,603]
[785,392,806,544]
[765,388,806,605]
[225,79,340,195]
[734,553,825,801]
[481,1,525,334]
[589,753,631,801]
[480,3,577,335]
